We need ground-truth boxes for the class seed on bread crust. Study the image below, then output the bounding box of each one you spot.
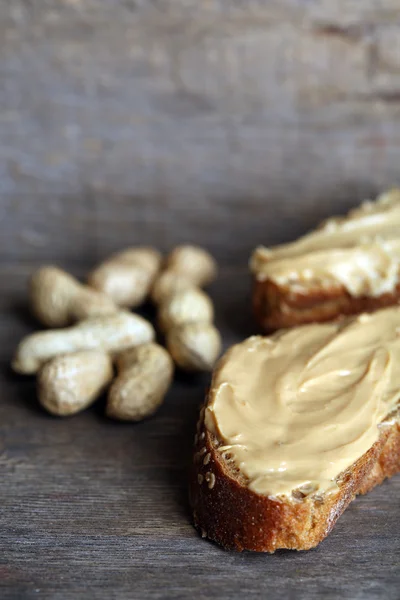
[203,453,211,466]
[205,472,216,489]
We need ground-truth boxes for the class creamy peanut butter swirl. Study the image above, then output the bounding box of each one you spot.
[250,189,400,297]
[205,307,400,498]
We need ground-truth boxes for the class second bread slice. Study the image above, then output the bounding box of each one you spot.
[251,189,400,331]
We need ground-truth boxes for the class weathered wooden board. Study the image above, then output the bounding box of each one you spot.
[1,1,400,598]
[0,265,399,600]
[2,1,400,264]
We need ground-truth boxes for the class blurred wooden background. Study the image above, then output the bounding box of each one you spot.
[2,0,400,266]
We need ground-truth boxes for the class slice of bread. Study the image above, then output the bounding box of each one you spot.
[251,189,400,332]
[190,409,399,552]
[190,311,400,552]
[253,277,400,332]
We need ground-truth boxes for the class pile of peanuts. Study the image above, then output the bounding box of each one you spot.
[12,246,221,422]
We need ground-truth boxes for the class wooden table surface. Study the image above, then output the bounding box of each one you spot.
[1,263,399,600]
[1,1,400,597]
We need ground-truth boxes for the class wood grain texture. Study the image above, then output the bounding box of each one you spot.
[1,1,400,597]
[2,1,400,264]
[1,265,399,599]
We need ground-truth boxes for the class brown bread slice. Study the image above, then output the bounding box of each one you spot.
[251,189,400,332]
[253,278,400,332]
[190,405,400,552]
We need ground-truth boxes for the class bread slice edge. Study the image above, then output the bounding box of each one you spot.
[189,404,400,552]
[253,278,400,332]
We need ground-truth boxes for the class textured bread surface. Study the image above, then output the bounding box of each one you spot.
[190,405,400,552]
[253,278,400,332]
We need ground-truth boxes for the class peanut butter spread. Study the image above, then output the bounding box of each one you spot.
[205,307,400,498]
[250,189,400,297]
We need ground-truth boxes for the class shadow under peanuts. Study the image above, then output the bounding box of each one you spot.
[3,301,43,416]
[2,361,43,417]
[8,301,38,331]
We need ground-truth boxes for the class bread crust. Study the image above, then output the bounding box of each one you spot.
[189,406,400,552]
[253,278,400,332]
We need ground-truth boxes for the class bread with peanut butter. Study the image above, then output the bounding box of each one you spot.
[251,189,400,331]
[190,307,400,552]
